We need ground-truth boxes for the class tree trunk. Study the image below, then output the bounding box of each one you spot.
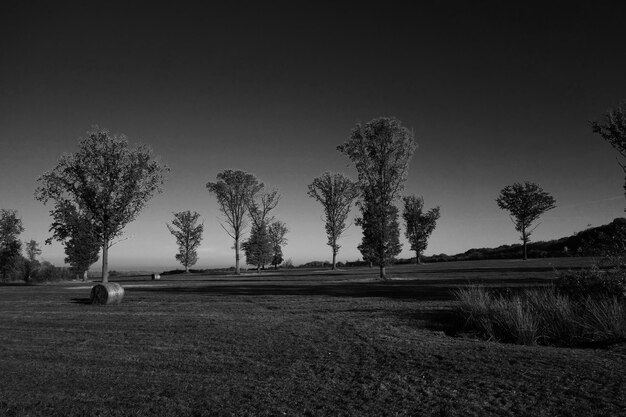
[369,261,373,269]
[101,240,109,283]
[185,265,189,273]
[82,270,88,281]
[235,237,240,275]
[379,265,386,279]
[522,229,528,260]
[257,264,261,273]
[332,251,337,270]
[415,251,422,265]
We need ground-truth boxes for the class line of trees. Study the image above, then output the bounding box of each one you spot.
[11,100,625,283]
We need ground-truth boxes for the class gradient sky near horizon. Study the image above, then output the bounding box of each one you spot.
[1,2,626,271]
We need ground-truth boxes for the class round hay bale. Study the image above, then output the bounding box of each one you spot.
[90,283,125,305]
[151,273,160,280]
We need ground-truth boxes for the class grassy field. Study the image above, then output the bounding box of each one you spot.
[0,258,624,416]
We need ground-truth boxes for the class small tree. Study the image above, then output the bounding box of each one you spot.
[496,181,556,260]
[35,127,168,283]
[242,223,273,272]
[0,209,24,281]
[23,239,42,282]
[244,190,280,272]
[402,196,440,265]
[268,220,288,269]
[307,172,359,269]
[337,117,417,279]
[47,201,100,281]
[591,102,626,207]
[167,210,204,273]
[207,170,263,275]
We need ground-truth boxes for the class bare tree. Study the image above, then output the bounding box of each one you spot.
[35,127,168,283]
[167,211,204,273]
[591,102,626,207]
[337,117,417,279]
[307,172,358,269]
[496,181,556,260]
[206,170,263,275]
[402,196,440,265]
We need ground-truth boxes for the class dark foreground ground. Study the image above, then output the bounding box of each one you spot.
[0,258,624,416]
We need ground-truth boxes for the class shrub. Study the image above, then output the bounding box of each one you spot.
[555,266,626,300]
[454,285,626,347]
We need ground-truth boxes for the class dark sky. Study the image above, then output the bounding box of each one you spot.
[1,2,625,269]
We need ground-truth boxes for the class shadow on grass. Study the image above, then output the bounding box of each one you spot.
[70,298,91,304]
[138,277,550,301]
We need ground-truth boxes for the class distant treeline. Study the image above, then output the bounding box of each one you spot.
[301,218,626,267]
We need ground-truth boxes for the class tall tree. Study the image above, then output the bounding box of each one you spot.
[307,172,359,269]
[35,127,168,283]
[0,209,24,281]
[47,201,100,281]
[402,196,440,265]
[23,239,42,282]
[207,170,263,275]
[591,102,626,207]
[268,220,288,269]
[337,117,417,279]
[167,210,204,273]
[244,190,280,272]
[496,181,556,260]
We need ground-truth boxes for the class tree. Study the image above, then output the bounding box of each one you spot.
[47,200,100,281]
[242,223,273,272]
[402,196,440,265]
[496,181,556,260]
[206,170,263,275]
[23,239,42,282]
[268,220,288,269]
[337,117,417,279]
[167,210,204,273]
[244,190,280,272]
[35,127,168,283]
[307,172,359,269]
[591,102,626,207]
[0,209,24,281]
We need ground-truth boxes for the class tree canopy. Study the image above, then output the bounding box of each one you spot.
[307,172,358,269]
[337,117,416,278]
[402,196,440,264]
[207,170,263,274]
[0,209,24,281]
[496,181,556,260]
[268,220,288,269]
[591,102,626,207]
[35,127,168,282]
[167,210,204,272]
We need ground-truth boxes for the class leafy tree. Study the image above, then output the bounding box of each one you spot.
[402,196,441,264]
[35,127,168,283]
[243,190,280,272]
[337,117,417,279]
[356,200,402,271]
[242,223,272,272]
[0,209,24,281]
[47,201,100,281]
[23,239,42,282]
[167,210,204,273]
[307,172,359,269]
[496,181,556,260]
[591,102,626,206]
[268,220,288,269]
[206,170,263,275]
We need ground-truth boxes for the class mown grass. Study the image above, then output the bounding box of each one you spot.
[0,259,624,416]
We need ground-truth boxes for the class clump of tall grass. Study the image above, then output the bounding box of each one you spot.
[454,285,626,347]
